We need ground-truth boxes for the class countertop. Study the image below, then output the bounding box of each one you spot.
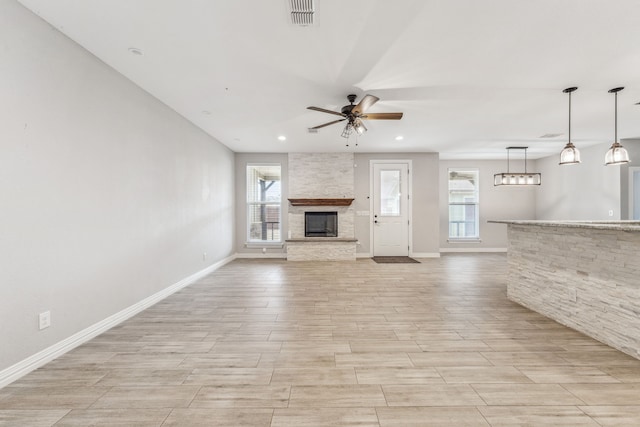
[488,220,640,232]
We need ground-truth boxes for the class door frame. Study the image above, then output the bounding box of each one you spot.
[369,159,413,257]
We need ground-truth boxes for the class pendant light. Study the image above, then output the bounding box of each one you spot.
[494,147,542,186]
[559,87,581,165]
[604,87,630,165]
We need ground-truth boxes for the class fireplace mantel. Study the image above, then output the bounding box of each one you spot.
[288,198,354,206]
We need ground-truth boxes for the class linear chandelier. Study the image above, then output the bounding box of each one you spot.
[494,147,541,186]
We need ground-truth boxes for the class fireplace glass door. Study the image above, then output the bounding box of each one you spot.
[305,212,338,237]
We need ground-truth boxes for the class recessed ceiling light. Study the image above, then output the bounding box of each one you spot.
[278,135,287,141]
[395,136,404,141]
[128,47,143,56]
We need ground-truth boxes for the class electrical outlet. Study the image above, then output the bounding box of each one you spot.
[202,252,207,261]
[608,210,614,217]
[39,311,51,330]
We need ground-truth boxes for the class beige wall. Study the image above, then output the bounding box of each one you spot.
[439,160,537,251]
[234,144,631,259]
[234,153,288,257]
[354,153,440,257]
[235,152,440,257]
[1,1,235,373]
[535,143,621,220]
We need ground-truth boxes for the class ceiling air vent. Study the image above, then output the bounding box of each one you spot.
[289,0,314,26]
[539,133,563,139]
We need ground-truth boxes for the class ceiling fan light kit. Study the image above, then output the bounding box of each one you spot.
[353,118,367,135]
[494,147,542,186]
[307,94,403,139]
[341,123,353,138]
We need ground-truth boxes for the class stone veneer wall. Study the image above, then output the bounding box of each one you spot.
[287,153,356,260]
[289,205,354,239]
[507,224,640,359]
[289,153,355,199]
[286,241,356,261]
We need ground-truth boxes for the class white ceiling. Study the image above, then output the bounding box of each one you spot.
[17,0,640,159]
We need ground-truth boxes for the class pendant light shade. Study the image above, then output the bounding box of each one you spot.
[342,118,367,138]
[605,87,630,166]
[341,122,352,138]
[605,141,630,165]
[559,87,581,165]
[560,142,581,165]
[353,118,367,135]
[494,147,541,186]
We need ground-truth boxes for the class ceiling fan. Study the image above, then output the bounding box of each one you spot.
[307,94,403,138]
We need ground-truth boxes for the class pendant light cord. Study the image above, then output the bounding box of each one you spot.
[505,147,530,173]
[568,91,572,143]
[614,91,618,144]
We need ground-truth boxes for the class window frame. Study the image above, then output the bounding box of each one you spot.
[447,168,480,241]
[246,163,282,244]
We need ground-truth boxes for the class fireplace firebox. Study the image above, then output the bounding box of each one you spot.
[305,212,338,237]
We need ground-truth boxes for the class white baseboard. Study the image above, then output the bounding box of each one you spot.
[357,253,441,258]
[235,253,287,259]
[0,254,236,389]
[440,247,507,253]
[410,252,441,258]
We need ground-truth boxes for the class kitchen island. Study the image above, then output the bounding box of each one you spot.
[490,220,640,360]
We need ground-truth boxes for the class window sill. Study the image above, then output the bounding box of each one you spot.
[245,242,284,248]
[447,238,482,243]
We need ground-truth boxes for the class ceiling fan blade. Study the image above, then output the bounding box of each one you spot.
[352,94,380,114]
[307,106,345,117]
[361,112,403,120]
[309,118,346,129]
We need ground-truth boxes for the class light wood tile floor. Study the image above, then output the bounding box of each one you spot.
[2,254,640,426]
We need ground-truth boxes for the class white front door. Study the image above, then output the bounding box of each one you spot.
[372,162,410,256]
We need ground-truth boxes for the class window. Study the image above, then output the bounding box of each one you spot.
[448,169,479,239]
[380,170,401,216]
[247,164,281,242]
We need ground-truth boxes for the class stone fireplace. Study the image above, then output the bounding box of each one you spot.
[285,153,357,261]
